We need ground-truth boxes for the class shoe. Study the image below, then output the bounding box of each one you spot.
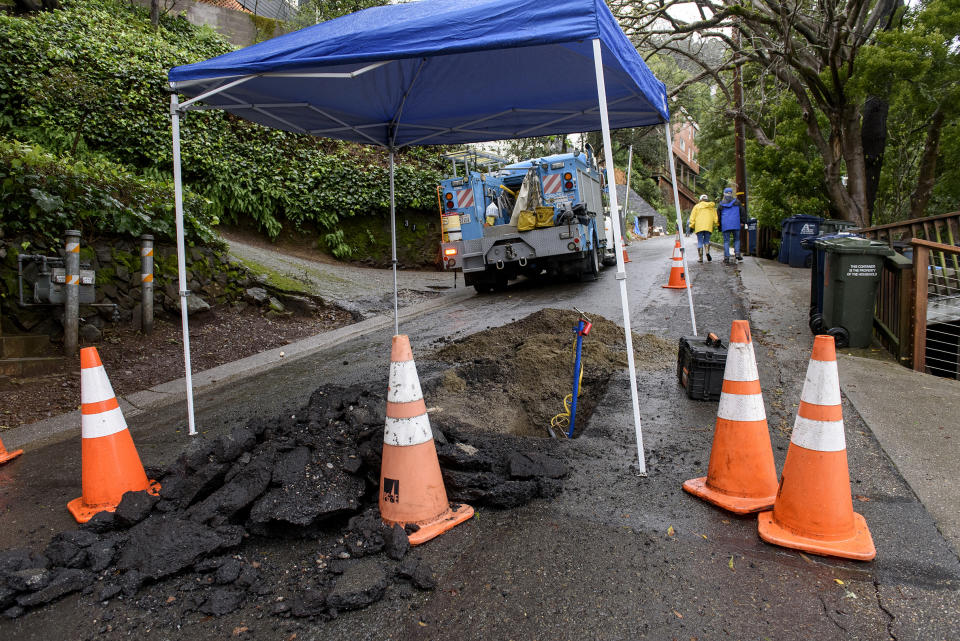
[697,248,703,263]
[736,254,743,261]
[706,253,712,262]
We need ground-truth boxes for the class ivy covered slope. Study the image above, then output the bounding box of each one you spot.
[0,0,445,258]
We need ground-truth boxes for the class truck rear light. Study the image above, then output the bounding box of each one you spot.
[446,201,454,209]
[564,181,573,189]
[445,192,454,200]
[567,242,577,251]
[444,248,457,257]
[550,162,564,169]
[574,237,580,244]
[563,172,572,180]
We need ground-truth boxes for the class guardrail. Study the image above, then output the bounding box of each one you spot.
[911,239,960,379]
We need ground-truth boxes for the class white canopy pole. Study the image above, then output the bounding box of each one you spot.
[170,93,197,436]
[664,124,698,335]
[389,148,399,335]
[593,39,645,475]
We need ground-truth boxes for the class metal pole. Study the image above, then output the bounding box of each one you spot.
[140,234,154,335]
[171,93,197,436]
[665,123,698,336]
[63,229,81,356]
[734,24,749,252]
[389,148,399,336]
[593,39,645,475]
[622,145,633,243]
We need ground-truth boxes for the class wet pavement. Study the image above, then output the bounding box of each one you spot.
[1,235,958,640]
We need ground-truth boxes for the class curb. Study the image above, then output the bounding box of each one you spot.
[4,288,475,451]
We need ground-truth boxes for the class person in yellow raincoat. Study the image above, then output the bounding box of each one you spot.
[687,194,719,262]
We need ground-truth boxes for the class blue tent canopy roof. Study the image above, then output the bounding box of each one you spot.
[168,0,669,147]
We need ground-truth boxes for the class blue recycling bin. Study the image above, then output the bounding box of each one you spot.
[784,215,823,267]
[778,220,791,264]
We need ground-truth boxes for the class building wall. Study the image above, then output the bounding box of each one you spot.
[132,0,274,47]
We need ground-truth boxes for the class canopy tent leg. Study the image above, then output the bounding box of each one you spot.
[664,123,698,336]
[592,39,645,476]
[389,148,399,336]
[170,94,197,436]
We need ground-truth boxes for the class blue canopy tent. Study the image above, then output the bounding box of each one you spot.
[168,0,697,473]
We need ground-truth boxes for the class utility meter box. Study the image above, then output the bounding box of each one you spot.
[34,268,96,304]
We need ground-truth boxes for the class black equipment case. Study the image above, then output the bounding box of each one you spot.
[677,334,727,401]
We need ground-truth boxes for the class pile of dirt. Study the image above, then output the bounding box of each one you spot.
[0,384,565,621]
[425,308,675,438]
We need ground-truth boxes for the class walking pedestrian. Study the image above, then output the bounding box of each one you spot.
[718,187,747,262]
[688,195,718,263]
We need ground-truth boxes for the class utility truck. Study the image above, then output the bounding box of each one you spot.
[439,149,615,293]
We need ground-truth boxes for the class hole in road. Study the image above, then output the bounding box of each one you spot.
[424,309,675,439]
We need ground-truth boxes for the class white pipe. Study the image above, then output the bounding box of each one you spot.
[664,123,698,336]
[389,148,399,336]
[593,39,645,476]
[170,94,197,436]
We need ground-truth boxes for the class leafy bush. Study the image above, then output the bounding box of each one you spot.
[0,138,215,244]
[0,0,446,256]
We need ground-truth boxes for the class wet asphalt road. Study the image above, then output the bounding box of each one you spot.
[1,235,958,640]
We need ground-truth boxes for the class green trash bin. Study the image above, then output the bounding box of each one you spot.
[819,219,858,236]
[816,237,895,348]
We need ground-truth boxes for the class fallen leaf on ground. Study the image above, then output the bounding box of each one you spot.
[673,610,683,619]
[834,579,845,585]
[232,627,248,637]
[728,556,734,570]
[667,525,675,537]
[855,495,871,502]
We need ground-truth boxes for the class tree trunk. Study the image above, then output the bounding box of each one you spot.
[909,106,945,219]
[841,105,869,227]
[151,0,160,27]
[861,96,888,224]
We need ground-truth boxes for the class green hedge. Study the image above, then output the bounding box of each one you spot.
[0,138,215,244]
[0,0,446,256]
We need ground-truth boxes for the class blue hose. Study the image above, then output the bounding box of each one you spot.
[568,320,585,438]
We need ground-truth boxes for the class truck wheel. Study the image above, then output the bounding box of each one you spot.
[474,283,493,294]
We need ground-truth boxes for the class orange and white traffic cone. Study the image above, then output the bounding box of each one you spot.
[622,247,631,263]
[67,347,159,523]
[682,320,778,513]
[379,335,474,545]
[662,239,687,289]
[757,335,875,560]
[0,436,23,465]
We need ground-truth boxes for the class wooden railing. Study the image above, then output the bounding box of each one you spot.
[873,253,914,366]
[910,239,960,378]
[857,210,960,249]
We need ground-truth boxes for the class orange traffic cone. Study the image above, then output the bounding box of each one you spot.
[67,347,159,523]
[682,321,778,513]
[379,335,474,545]
[0,436,23,465]
[662,239,687,289]
[622,247,631,263]
[758,335,875,560]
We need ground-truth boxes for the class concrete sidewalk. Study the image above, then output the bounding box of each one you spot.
[740,255,960,557]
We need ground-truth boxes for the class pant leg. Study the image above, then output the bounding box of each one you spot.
[734,231,741,255]
[722,231,731,256]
